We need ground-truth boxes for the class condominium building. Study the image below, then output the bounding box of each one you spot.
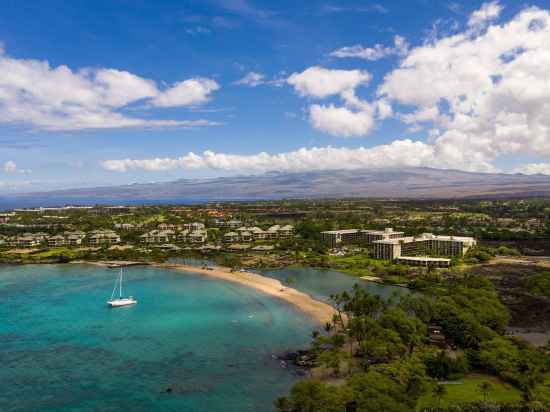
[0,213,13,224]
[188,230,208,243]
[320,229,362,248]
[184,222,205,231]
[278,225,295,239]
[215,219,243,229]
[158,223,179,231]
[223,232,240,243]
[361,228,405,244]
[395,256,452,268]
[47,235,66,248]
[88,230,121,246]
[233,225,295,242]
[373,232,476,261]
[65,232,86,246]
[14,235,42,248]
[321,227,404,248]
[141,230,176,244]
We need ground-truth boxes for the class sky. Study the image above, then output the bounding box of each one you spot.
[2,0,550,192]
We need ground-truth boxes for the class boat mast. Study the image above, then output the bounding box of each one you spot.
[119,268,123,298]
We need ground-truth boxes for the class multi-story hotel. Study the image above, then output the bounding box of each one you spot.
[320,229,363,248]
[320,227,404,248]
[373,232,477,266]
[323,227,476,267]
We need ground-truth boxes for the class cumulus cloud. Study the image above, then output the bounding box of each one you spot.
[309,104,375,137]
[330,35,409,61]
[287,67,381,137]
[468,1,503,28]
[377,5,550,172]
[150,78,219,107]
[233,72,265,86]
[287,66,371,98]
[101,140,435,173]
[3,160,16,173]
[0,49,220,130]
[513,163,550,175]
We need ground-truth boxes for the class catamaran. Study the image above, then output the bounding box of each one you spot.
[107,268,137,307]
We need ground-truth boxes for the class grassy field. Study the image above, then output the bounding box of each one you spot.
[416,374,522,410]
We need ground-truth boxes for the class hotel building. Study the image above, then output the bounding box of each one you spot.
[323,227,476,267]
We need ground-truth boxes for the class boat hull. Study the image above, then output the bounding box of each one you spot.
[107,298,137,307]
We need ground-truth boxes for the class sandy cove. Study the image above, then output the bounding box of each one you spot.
[156,263,337,325]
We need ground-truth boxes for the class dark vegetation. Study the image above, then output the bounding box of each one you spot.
[467,264,550,333]
[275,275,550,412]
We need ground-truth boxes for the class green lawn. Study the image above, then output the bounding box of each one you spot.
[417,374,522,410]
[31,248,77,259]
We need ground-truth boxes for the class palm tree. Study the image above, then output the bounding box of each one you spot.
[433,384,447,407]
[478,381,492,402]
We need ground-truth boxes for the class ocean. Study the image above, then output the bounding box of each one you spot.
[0,264,314,411]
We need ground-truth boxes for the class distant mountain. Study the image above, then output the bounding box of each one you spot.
[2,168,550,208]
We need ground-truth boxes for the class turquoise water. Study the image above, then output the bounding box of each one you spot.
[262,267,407,304]
[0,265,314,412]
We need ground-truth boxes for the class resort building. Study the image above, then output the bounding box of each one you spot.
[188,230,208,243]
[65,232,86,246]
[215,219,243,229]
[0,213,13,224]
[114,223,140,231]
[14,235,43,248]
[266,225,281,240]
[87,230,121,246]
[223,232,240,243]
[47,235,66,248]
[250,227,269,241]
[240,231,252,242]
[234,225,295,242]
[323,226,476,266]
[140,230,176,244]
[158,223,179,231]
[278,225,295,239]
[176,230,189,242]
[361,228,405,244]
[320,229,362,248]
[373,232,476,262]
[184,222,205,231]
[321,227,404,248]
[395,256,451,268]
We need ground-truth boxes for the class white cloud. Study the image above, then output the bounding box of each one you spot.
[468,1,503,28]
[400,106,440,124]
[101,140,435,173]
[233,72,265,86]
[513,163,550,175]
[309,104,375,137]
[287,66,371,98]
[330,35,409,61]
[0,49,220,130]
[375,99,393,119]
[286,67,379,137]
[377,5,550,172]
[3,160,16,173]
[150,78,219,108]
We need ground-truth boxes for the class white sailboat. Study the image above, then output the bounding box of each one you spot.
[107,268,137,307]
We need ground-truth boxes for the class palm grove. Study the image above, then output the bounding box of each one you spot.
[275,275,550,411]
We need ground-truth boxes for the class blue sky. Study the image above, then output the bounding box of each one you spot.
[1,0,550,192]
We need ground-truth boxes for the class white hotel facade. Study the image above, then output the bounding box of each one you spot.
[321,227,477,267]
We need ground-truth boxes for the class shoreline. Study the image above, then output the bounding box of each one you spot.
[156,263,337,325]
[3,259,338,324]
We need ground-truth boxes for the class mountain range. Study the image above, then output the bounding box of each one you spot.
[2,168,550,208]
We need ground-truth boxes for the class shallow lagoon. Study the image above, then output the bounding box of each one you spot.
[262,266,407,304]
[0,264,314,411]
